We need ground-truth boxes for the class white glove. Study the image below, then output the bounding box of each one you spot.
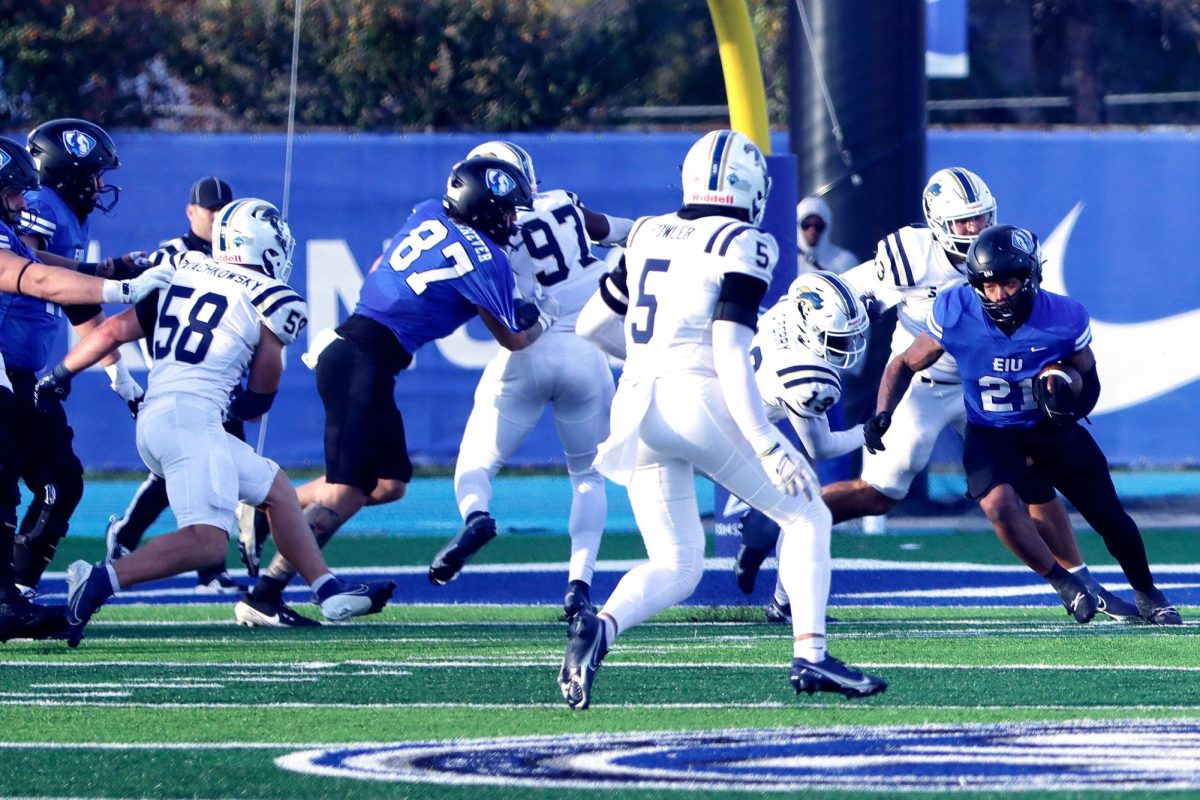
[757,438,809,498]
[105,362,145,418]
[102,264,174,304]
[301,327,341,370]
[535,294,560,332]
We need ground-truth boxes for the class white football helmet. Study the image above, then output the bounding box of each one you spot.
[212,198,296,282]
[788,272,869,369]
[681,130,770,225]
[466,140,537,192]
[922,167,997,259]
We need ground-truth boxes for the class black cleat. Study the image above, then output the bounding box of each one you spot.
[317,579,395,621]
[234,595,321,628]
[764,599,791,625]
[196,570,245,594]
[563,580,596,620]
[1135,588,1183,625]
[1074,567,1140,622]
[429,512,497,585]
[790,654,887,699]
[1053,573,1097,624]
[0,597,68,643]
[559,609,609,710]
[734,544,770,595]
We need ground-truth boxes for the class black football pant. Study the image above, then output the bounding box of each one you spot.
[6,370,84,591]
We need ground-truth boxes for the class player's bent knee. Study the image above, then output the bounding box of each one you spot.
[371,479,406,504]
[179,525,230,564]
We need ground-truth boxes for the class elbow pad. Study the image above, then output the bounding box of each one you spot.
[229,389,276,421]
[713,272,767,330]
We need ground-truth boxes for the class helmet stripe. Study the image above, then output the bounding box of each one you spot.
[707,130,732,190]
[948,168,977,203]
[811,272,858,320]
[216,199,250,255]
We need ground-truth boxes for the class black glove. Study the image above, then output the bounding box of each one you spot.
[514,299,540,331]
[34,363,75,411]
[863,411,892,454]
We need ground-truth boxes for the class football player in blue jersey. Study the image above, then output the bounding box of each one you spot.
[10,119,147,595]
[234,157,552,627]
[0,135,172,641]
[870,224,1180,625]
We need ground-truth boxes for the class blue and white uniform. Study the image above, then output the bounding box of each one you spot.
[927,283,1091,428]
[356,200,521,352]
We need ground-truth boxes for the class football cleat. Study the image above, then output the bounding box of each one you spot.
[15,583,35,600]
[104,515,131,562]
[734,544,771,595]
[428,512,497,585]
[563,580,596,620]
[764,599,792,625]
[65,560,115,648]
[0,597,68,643]
[236,502,263,577]
[317,580,395,622]
[1135,588,1183,626]
[234,595,321,628]
[790,654,888,699]
[196,570,244,594]
[1053,573,1097,624]
[559,609,610,710]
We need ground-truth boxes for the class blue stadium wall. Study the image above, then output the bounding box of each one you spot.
[26,130,1200,470]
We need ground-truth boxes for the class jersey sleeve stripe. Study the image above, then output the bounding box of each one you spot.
[926,310,944,338]
[22,216,55,237]
[783,376,840,390]
[702,220,739,254]
[716,225,754,256]
[776,363,839,380]
[259,291,305,319]
[1075,324,1092,349]
[252,284,291,309]
[892,232,916,286]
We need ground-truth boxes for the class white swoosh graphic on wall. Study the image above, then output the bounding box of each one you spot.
[1042,203,1200,414]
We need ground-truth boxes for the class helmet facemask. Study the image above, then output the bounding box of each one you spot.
[965,224,1043,326]
[971,270,1040,325]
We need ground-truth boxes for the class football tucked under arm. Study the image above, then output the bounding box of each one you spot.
[1033,361,1097,424]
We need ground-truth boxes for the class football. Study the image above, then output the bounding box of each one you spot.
[1033,362,1083,422]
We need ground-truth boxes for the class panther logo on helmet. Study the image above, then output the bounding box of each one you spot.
[467,141,538,193]
[62,130,96,158]
[485,169,517,197]
[788,272,869,369]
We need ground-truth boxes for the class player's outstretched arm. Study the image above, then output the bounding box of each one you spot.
[877,332,944,416]
[0,251,171,307]
[582,207,634,246]
[786,409,866,461]
[61,308,146,374]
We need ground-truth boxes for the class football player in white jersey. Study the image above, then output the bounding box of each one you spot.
[427,141,633,617]
[828,167,1138,620]
[734,272,870,620]
[561,130,886,710]
[34,199,395,646]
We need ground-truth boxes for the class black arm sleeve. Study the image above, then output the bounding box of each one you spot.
[64,303,103,326]
[713,272,767,330]
[229,389,277,421]
[1077,363,1101,418]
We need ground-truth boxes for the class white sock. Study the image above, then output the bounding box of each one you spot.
[794,634,826,662]
[105,563,121,593]
[567,473,606,584]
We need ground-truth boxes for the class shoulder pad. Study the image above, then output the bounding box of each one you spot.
[712,225,777,281]
[874,226,934,288]
[252,282,309,345]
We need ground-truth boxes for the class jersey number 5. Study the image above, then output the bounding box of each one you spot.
[154,286,228,364]
[630,258,671,344]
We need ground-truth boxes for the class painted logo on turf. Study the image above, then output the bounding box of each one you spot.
[277,719,1200,791]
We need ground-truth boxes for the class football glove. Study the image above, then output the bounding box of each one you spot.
[105,363,144,419]
[863,411,892,454]
[34,363,74,411]
[101,264,174,304]
[757,439,807,497]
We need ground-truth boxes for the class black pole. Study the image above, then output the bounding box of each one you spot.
[788,0,926,258]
